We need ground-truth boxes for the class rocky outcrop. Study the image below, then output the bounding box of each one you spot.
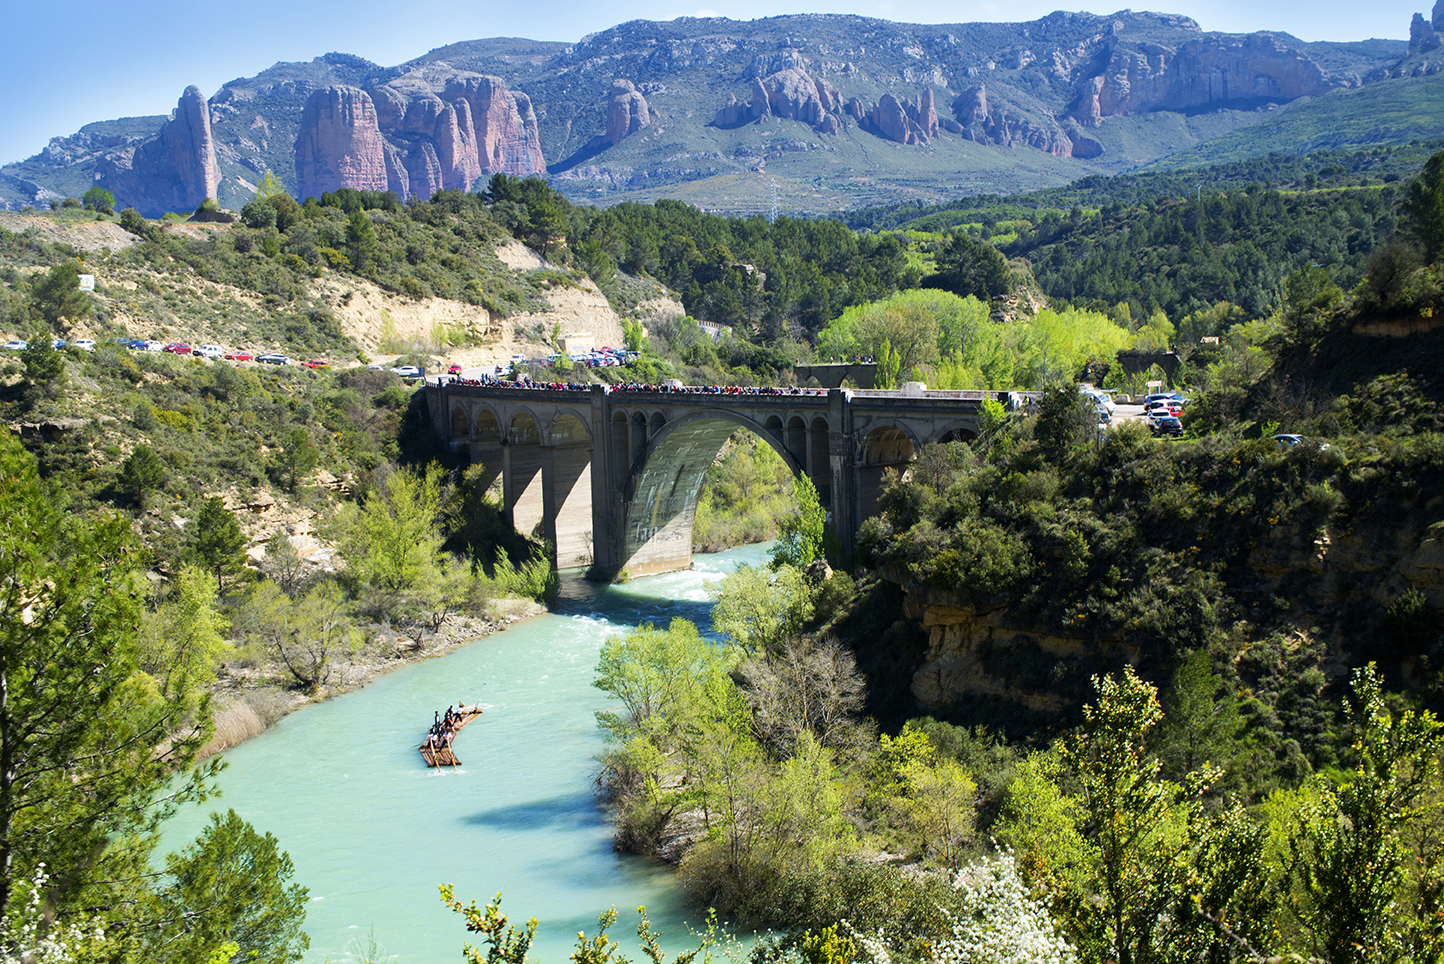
[604,80,651,146]
[950,85,1092,158]
[294,86,390,202]
[1071,34,1334,127]
[849,88,940,145]
[710,58,842,134]
[1409,2,1444,55]
[292,69,544,201]
[102,86,220,217]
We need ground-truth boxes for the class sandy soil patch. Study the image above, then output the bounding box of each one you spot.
[0,212,137,252]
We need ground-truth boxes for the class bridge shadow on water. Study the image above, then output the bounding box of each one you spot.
[548,571,724,639]
[460,790,609,831]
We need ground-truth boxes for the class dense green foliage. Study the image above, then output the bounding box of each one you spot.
[0,430,309,962]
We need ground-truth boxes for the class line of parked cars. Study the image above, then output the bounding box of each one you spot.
[1142,392,1189,436]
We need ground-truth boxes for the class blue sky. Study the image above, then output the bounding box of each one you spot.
[0,0,1427,166]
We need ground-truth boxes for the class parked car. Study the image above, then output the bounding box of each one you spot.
[390,365,423,378]
[1148,413,1184,436]
[301,358,330,369]
[256,353,288,365]
[224,349,254,362]
[448,363,463,375]
[123,339,147,350]
[71,338,96,351]
[162,343,192,354]
[143,340,165,352]
[3,339,27,351]
[194,344,224,358]
[1273,433,1331,451]
[50,339,66,349]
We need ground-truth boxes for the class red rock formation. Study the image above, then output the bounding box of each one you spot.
[292,69,544,202]
[711,63,841,133]
[294,86,390,201]
[868,90,938,145]
[103,85,220,217]
[604,80,651,147]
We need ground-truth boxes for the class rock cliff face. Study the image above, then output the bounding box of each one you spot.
[902,500,1444,714]
[1070,34,1334,127]
[294,86,390,201]
[950,85,1093,158]
[294,68,544,201]
[102,86,220,217]
[604,80,651,146]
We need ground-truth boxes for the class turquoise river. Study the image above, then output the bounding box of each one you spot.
[163,543,772,963]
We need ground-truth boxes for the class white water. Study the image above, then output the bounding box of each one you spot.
[164,544,772,963]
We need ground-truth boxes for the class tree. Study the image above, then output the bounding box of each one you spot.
[273,426,319,492]
[736,635,871,760]
[137,566,230,716]
[260,529,311,598]
[1034,383,1094,462]
[1058,666,1213,964]
[1282,265,1342,345]
[118,207,148,236]
[19,337,64,395]
[0,431,215,922]
[1402,150,1444,263]
[925,232,1012,302]
[709,563,815,653]
[82,186,114,214]
[875,338,901,390]
[254,170,286,200]
[346,209,380,274]
[770,474,824,569]
[151,809,310,964]
[1286,663,1444,964]
[118,444,165,503]
[185,496,248,593]
[27,261,91,326]
[338,465,444,594]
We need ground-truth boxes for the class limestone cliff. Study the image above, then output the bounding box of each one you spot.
[102,86,220,217]
[1070,33,1334,127]
[293,67,544,201]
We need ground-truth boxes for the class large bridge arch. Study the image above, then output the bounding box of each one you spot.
[618,409,807,577]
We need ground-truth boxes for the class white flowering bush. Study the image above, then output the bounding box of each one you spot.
[938,851,1075,964]
[848,851,1075,964]
[0,868,106,964]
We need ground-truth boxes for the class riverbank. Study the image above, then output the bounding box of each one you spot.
[199,595,548,759]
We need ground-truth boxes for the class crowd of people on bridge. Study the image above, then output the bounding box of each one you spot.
[440,374,829,396]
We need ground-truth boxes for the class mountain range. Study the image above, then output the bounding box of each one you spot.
[4,5,1444,217]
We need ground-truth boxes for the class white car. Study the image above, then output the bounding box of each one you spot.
[71,338,95,351]
[3,339,26,351]
[143,340,165,352]
[390,365,423,378]
[194,344,224,358]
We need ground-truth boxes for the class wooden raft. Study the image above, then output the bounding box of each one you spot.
[419,707,484,768]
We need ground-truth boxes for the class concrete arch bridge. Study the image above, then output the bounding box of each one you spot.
[424,382,1023,578]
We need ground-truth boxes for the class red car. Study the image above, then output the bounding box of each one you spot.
[163,343,192,355]
[301,358,331,369]
[224,350,254,362]
[448,363,463,375]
